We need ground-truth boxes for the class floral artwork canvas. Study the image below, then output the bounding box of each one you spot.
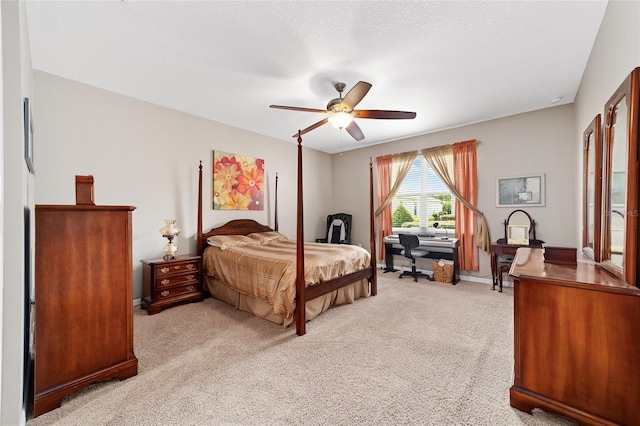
[213,151,265,210]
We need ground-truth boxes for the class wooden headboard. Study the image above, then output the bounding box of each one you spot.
[200,219,273,255]
[196,161,277,255]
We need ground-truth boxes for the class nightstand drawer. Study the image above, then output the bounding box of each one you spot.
[155,261,199,277]
[141,254,204,315]
[156,272,198,289]
[156,283,199,300]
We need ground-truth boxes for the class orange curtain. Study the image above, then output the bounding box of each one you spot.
[454,140,480,270]
[375,155,392,260]
[422,140,490,271]
[375,151,417,216]
[375,151,417,260]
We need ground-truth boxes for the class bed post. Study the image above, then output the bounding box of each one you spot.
[274,172,279,232]
[295,132,306,336]
[369,158,377,296]
[197,160,203,255]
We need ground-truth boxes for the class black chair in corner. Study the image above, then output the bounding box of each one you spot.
[315,213,352,244]
[398,234,433,282]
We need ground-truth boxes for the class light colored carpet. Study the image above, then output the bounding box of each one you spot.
[27,271,576,426]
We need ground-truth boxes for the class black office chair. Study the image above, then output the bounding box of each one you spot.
[398,234,433,282]
[315,213,351,244]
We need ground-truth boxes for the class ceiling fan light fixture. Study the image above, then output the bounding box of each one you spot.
[271,81,415,141]
[328,111,353,129]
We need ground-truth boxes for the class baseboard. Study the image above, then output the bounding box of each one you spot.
[458,274,493,285]
[133,298,141,307]
[377,262,496,286]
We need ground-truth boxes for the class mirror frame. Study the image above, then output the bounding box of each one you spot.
[601,68,640,286]
[582,115,602,261]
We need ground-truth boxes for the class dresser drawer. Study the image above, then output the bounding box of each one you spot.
[156,272,199,289]
[141,255,204,315]
[155,261,199,277]
[156,283,199,300]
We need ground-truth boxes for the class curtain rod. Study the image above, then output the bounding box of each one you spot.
[376,139,482,161]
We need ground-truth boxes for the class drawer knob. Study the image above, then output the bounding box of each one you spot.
[161,279,170,286]
[186,264,195,270]
[160,267,170,273]
[161,291,169,297]
[187,285,195,291]
[186,274,194,281]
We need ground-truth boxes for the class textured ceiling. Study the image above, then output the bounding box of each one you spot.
[25,1,608,154]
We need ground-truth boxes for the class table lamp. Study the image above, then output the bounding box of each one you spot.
[159,219,181,260]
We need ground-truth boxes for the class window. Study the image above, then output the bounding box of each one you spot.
[391,156,456,232]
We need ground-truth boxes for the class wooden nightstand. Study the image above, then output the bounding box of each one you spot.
[141,254,205,314]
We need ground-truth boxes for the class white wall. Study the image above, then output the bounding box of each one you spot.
[573,0,640,242]
[33,71,333,301]
[332,105,576,281]
[1,0,33,424]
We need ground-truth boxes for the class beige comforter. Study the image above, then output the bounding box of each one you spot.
[203,241,370,319]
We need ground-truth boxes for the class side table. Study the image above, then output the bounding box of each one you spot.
[141,254,205,314]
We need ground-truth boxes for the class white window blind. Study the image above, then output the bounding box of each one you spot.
[391,155,456,229]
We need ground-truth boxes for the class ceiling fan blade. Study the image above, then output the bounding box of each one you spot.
[352,109,417,119]
[270,105,327,113]
[340,81,372,110]
[345,121,365,141]
[292,118,329,137]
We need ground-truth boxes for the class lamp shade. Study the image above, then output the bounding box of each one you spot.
[328,111,354,129]
[159,219,181,237]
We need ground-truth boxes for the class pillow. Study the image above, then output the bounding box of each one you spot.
[206,235,259,250]
[248,231,288,244]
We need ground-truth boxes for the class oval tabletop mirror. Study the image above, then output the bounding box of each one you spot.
[507,210,532,245]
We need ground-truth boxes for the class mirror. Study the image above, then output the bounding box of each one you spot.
[582,115,601,261]
[601,68,639,286]
[509,211,531,226]
[607,98,627,269]
[501,209,542,246]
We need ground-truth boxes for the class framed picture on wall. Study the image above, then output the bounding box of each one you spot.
[23,97,34,174]
[496,173,545,207]
[212,150,265,210]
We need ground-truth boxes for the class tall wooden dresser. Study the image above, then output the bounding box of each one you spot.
[509,248,640,425]
[34,202,138,416]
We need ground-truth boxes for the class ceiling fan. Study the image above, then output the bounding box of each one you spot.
[270,81,417,141]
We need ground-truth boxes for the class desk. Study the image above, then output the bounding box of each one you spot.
[383,235,460,284]
[490,241,544,291]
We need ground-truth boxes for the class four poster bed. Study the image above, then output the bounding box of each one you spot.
[196,134,377,335]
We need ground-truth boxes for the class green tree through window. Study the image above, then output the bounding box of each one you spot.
[392,204,414,227]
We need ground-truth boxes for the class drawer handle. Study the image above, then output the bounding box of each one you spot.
[160,279,170,286]
[174,266,180,270]
[186,274,195,281]
[186,285,195,291]
[161,291,169,297]
[186,263,195,270]
[160,267,170,273]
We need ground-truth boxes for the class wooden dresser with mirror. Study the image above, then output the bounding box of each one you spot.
[510,68,640,425]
